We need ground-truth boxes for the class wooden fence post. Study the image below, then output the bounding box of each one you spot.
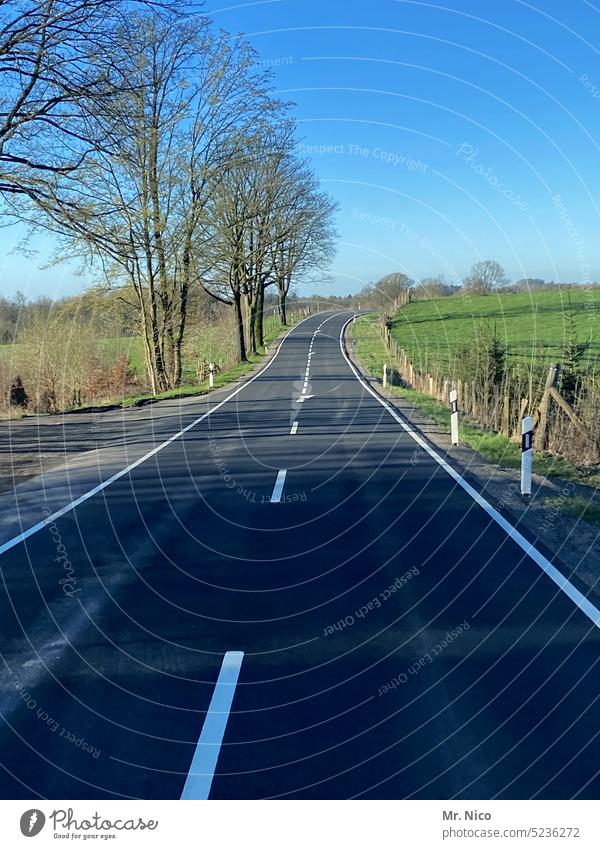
[513,398,528,440]
[502,395,510,436]
[535,364,560,451]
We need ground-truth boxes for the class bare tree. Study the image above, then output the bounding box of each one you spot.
[415,275,449,299]
[0,0,180,202]
[270,165,337,325]
[14,14,277,392]
[202,130,337,356]
[463,260,508,294]
[202,121,297,359]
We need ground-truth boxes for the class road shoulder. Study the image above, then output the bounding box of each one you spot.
[345,318,600,599]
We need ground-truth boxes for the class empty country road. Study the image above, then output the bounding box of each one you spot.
[1,310,600,800]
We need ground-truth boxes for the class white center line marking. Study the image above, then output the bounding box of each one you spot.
[180,650,244,801]
[270,469,287,503]
[290,422,299,435]
[0,316,321,558]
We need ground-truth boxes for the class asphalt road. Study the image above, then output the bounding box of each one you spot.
[1,310,600,800]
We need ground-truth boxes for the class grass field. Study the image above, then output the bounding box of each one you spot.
[351,313,600,488]
[390,288,600,375]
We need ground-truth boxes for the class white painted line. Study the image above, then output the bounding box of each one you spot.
[270,470,287,503]
[290,422,299,435]
[180,651,244,800]
[0,318,314,558]
[340,318,600,630]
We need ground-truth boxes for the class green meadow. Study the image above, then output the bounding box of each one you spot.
[389,288,600,375]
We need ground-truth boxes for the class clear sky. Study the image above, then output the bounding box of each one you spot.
[3,0,600,299]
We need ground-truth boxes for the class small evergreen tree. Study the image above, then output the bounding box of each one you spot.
[561,294,590,402]
[9,375,28,409]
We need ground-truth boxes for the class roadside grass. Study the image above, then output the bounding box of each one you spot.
[544,495,600,526]
[100,336,146,377]
[112,313,299,408]
[3,311,299,414]
[350,313,600,488]
[389,287,600,374]
[1,313,285,382]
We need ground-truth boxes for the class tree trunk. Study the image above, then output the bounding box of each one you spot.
[248,304,257,355]
[138,272,167,394]
[234,293,247,362]
[256,282,265,349]
[171,251,191,388]
[142,326,158,395]
[150,295,169,393]
[279,288,287,325]
[246,289,258,356]
[135,279,159,396]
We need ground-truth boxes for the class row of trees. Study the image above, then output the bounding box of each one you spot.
[1,1,336,394]
[356,261,600,308]
[354,272,458,308]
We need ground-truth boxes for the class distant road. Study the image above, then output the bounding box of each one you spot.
[1,310,600,799]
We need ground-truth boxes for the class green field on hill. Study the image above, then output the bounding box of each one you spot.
[390,288,600,375]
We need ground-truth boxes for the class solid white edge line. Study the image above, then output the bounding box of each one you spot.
[180,650,244,800]
[340,317,600,630]
[0,314,318,557]
[290,422,299,435]
[270,469,287,503]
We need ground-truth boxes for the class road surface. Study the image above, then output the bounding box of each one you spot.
[1,310,600,800]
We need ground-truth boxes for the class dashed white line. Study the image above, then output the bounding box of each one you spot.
[0,317,315,557]
[270,470,288,503]
[290,422,299,435]
[180,651,244,800]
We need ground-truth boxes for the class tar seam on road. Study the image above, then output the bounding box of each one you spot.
[180,651,244,800]
[270,470,288,503]
[340,317,600,630]
[0,314,328,558]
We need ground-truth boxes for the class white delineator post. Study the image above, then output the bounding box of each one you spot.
[450,388,459,446]
[209,362,215,389]
[383,363,387,388]
[521,415,533,497]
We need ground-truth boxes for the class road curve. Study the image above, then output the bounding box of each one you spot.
[1,310,600,800]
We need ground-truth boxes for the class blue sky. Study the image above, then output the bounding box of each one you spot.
[3,0,600,298]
